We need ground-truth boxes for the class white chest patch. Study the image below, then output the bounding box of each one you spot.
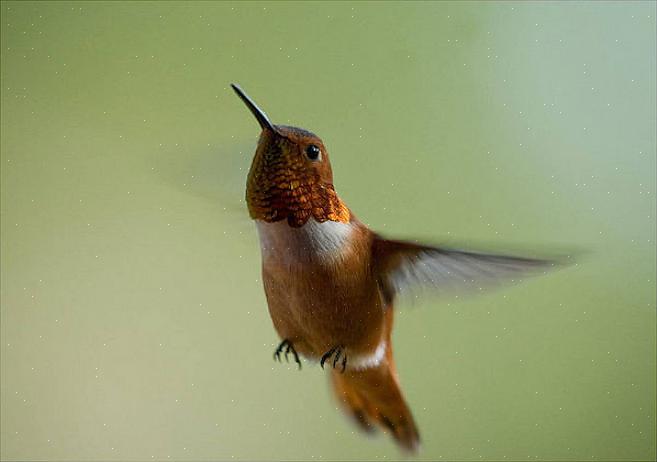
[349,340,387,370]
[255,219,354,263]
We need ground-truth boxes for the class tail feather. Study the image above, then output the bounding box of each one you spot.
[331,359,420,453]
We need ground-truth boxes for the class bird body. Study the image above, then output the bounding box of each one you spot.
[257,217,384,365]
[256,214,419,449]
[231,83,558,452]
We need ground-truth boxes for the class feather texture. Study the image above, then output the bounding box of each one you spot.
[373,236,562,304]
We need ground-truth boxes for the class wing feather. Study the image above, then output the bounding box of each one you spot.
[372,236,563,304]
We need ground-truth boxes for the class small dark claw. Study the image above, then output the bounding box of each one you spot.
[333,347,342,368]
[273,339,302,370]
[290,347,301,370]
[320,346,338,369]
[273,340,287,362]
[321,345,347,371]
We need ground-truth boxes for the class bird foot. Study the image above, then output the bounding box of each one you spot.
[273,339,301,369]
[320,345,347,373]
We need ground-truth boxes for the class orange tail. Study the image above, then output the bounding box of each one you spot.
[331,355,420,453]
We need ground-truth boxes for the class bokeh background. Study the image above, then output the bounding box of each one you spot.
[1,1,655,460]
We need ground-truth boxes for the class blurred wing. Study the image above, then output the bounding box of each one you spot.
[153,141,252,213]
[372,236,562,304]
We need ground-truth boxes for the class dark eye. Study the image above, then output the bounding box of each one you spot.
[305,144,321,161]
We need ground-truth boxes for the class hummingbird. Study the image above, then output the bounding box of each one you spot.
[231,83,560,452]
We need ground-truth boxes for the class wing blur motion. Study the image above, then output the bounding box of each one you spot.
[372,236,564,304]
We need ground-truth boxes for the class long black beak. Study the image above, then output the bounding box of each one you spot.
[230,83,277,132]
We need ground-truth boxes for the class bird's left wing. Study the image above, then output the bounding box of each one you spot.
[372,236,564,305]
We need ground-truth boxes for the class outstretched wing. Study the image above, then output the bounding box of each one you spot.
[372,236,565,304]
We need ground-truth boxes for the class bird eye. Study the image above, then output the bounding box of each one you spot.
[305,144,321,161]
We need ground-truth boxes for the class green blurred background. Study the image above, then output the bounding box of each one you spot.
[1,1,655,460]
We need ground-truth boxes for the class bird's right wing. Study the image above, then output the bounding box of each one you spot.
[372,236,565,305]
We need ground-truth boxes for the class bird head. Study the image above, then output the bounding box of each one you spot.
[231,84,349,228]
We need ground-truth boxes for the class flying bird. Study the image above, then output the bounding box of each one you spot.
[231,83,562,452]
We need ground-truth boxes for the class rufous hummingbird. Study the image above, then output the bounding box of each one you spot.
[231,83,559,452]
